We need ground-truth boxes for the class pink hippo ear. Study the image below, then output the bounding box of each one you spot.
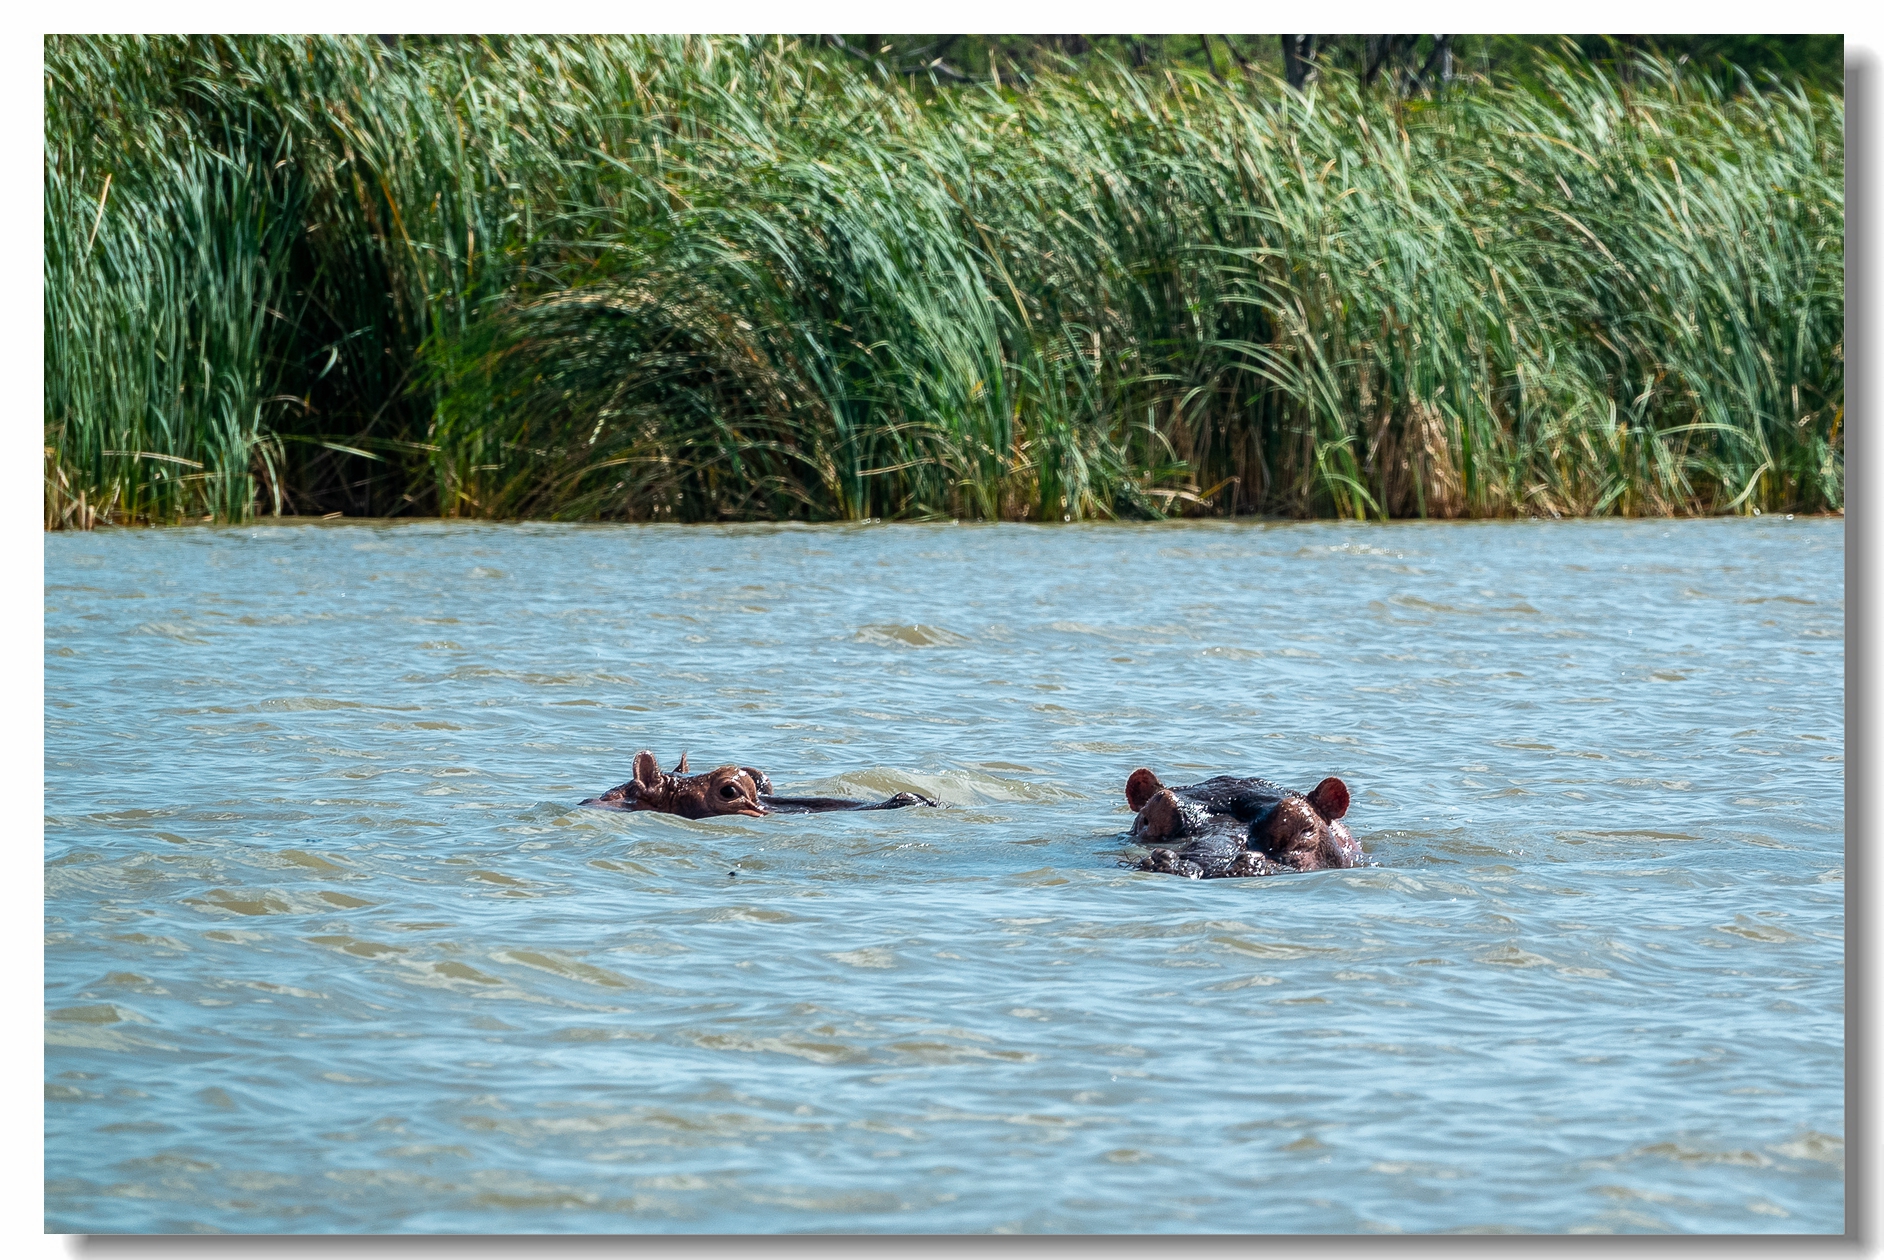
[1307,777,1350,821]
[634,751,663,790]
[1125,768,1165,811]
[671,752,689,775]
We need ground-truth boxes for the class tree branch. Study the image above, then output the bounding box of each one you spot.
[1222,35,1256,85]
[1409,35,1452,90]
[1199,33,1226,82]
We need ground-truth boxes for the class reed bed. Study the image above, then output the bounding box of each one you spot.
[44,35,1843,525]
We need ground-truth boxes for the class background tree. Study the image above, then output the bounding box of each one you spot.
[815,33,1841,94]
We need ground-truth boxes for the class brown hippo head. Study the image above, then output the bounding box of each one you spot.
[630,751,767,819]
[1246,777,1357,870]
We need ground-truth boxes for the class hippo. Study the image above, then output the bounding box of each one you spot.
[1124,766,1359,879]
[581,751,939,818]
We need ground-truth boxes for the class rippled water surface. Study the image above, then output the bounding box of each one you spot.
[45,519,1844,1233]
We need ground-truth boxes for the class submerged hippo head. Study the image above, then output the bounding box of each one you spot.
[1245,777,1355,870]
[581,753,931,817]
[1124,767,1360,876]
[630,751,767,819]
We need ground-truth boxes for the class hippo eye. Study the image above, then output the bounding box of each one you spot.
[719,784,737,798]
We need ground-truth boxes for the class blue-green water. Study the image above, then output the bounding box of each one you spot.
[45,519,1843,1233]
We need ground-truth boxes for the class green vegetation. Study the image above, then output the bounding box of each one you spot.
[822,34,1845,96]
[45,35,1843,527]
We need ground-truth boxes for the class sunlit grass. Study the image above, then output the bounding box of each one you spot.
[45,36,1843,526]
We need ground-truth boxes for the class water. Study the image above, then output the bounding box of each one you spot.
[44,518,1844,1234]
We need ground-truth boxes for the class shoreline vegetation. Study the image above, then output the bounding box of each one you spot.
[45,36,1843,528]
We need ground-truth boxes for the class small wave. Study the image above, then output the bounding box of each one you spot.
[854,623,968,648]
[825,947,896,969]
[495,949,640,989]
[131,621,210,644]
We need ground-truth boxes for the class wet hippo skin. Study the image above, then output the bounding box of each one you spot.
[581,751,939,818]
[1125,767,1360,879]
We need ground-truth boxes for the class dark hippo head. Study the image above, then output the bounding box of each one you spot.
[1245,778,1357,870]
[1124,767,1360,875]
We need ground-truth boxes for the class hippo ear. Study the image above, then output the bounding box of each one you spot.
[1307,777,1350,821]
[634,751,662,790]
[671,752,689,775]
[1125,768,1165,811]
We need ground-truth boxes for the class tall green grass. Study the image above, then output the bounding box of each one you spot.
[44,36,1843,526]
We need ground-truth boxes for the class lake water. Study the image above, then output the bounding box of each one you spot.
[44,518,1844,1234]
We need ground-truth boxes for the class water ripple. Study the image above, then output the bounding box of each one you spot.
[45,518,1843,1233]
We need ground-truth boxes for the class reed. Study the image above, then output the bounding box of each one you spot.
[44,36,1843,526]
